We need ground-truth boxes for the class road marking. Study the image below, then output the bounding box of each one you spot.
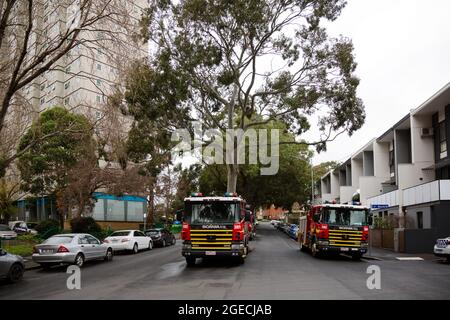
[395,257,424,261]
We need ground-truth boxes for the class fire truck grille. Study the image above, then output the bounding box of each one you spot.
[328,229,362,247]
[190,230,233,250]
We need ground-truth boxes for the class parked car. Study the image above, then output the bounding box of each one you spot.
[144,228,176,247]
[434,236,450,261]
[276,222,286,231]
[0,248,24,283]
[0,224,17,240]
[103,230,153,253]
[11,221,38,235]
[32,234,113,269]
[288,224,299,240]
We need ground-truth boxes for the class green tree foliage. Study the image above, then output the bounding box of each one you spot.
[199,121,312,209]
[132,0,365,192]
[17,107,95,224]
[313,161,340,183]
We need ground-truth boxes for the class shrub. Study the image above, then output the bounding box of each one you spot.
[70,216,102,234]
[35,219,61,239]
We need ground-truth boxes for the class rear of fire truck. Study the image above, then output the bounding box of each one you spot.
[298,204,370,260]
[181,193,251,266]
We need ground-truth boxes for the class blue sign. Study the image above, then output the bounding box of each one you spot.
[371,204,389,209]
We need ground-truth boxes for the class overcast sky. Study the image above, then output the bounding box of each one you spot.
[312,0,450,165]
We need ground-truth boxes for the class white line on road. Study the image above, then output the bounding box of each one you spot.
[395,257,424,261]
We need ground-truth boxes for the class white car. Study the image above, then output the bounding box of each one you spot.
[434,236,450,261]
[103,230,153,253]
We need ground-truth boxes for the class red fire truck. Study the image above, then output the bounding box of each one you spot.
[297,203,370,260]
[181,192,252,266]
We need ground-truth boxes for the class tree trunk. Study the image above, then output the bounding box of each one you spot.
[226,164,238,193]
[146,178,155,227]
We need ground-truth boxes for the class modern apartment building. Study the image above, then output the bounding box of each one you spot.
[11,0,149,226]
[318,83,450,253]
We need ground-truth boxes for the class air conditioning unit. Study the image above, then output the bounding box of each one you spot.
[420,127,434,137]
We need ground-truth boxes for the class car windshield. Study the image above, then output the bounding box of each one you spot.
[0,225,10,231]
[110,231,131,237]
[44,236,74,244]
[322,208,368,226]
[185,202,239,224]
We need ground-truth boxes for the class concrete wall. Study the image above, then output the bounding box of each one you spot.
[363,151,374,176]
[331,171,340,199]
[373,142,390,178]
[340,186,357,204]
[346,164,352,186]
[405,206,432,229]
[410,114,435,164]
[395,129,412,164]
[351,158,363,188]
[359,176,387,205]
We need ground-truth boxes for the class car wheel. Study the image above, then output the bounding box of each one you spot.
[8,263,24,283]
[172,237,176,245]
[74,253,85,268]
[148,241,153,250]
[162,239,166,247]
[299,239,307,252]
[104,248,113,262]
[185,256,196,267]
[132,243,138,254]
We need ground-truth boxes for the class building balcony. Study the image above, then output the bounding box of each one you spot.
[367,189,399,208]
[403,180,450,207]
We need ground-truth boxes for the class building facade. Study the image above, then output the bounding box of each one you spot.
[318,83,450,253]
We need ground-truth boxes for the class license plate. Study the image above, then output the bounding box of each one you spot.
[112,239,119,243]
[41,249,53,254]
[340,248,349,252]
[435,249,443,252]
[205,251,216,256]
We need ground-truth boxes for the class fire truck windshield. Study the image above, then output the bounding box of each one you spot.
[184,202,240,224]
[322,208,368,226]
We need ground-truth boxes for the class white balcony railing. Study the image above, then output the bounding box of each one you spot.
[367,189,399,208]
[403,180,450,206]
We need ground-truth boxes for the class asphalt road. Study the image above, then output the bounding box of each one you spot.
[1,222,450,299]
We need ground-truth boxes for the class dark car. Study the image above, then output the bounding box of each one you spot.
[144,228,176,247]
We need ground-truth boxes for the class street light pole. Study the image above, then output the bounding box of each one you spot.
[311,158,314,204]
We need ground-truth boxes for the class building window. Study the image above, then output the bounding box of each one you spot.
[96,79,102,86]
[40,84,45,90]
[96,95,101,102]
[64,81,70,90]
[64,97,70,105]
[40,97,45,105]
[417,211,423,229]
[389,142,395,177]
[96,63,102,70]
[65,66,71,74]
[439,121,447,157]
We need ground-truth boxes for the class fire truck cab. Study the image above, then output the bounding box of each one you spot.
[298,203,370,260]
[181,193,252,266]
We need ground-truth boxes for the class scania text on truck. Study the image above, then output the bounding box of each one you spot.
[181,193,252,266]
[297,203,370,260]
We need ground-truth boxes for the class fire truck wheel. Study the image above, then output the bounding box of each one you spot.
[299,240,307,252]
[311,242,321,258]
[185,256,196,267]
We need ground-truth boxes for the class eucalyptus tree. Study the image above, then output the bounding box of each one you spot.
[132,0,365,192]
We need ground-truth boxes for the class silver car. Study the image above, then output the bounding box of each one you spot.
[0,248,24,283]
[32,234,113,269]
[0,224,17,240]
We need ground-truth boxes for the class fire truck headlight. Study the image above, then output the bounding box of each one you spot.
[182,244,192,250]
[361,242,369,247]
[317,240,329,246]
[232,244,244,250]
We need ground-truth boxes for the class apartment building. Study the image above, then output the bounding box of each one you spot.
[11,0,149,226]
[318,83,450,253]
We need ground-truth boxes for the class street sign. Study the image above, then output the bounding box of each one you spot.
[370,204,389,209]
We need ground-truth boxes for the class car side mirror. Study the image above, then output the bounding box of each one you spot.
[0,249,6,256]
